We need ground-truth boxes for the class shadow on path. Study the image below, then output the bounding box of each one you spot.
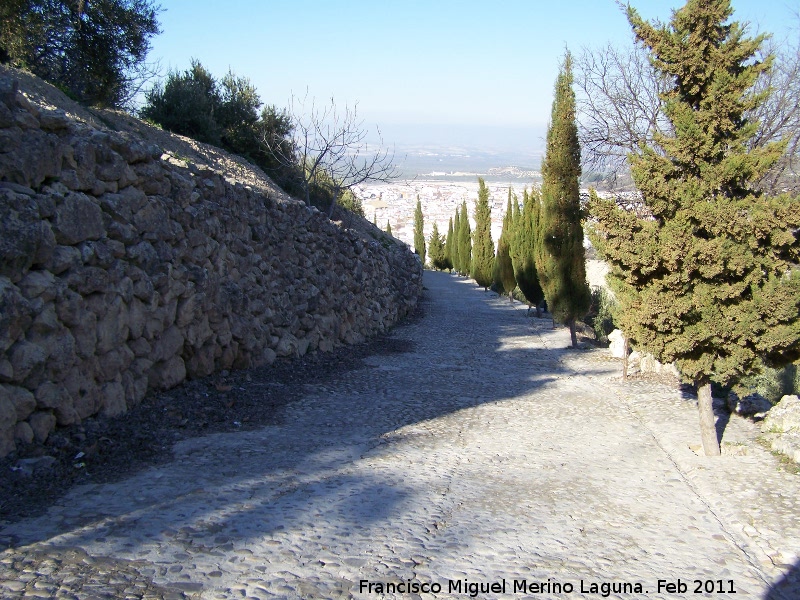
[764,558,800,599]
[2,271,591,548]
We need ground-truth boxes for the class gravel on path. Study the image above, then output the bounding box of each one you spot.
[1,270,799,600]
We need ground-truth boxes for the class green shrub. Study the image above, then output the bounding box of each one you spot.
[734,362,800,404]
[338,189,365,217]
[141,60,297,192]
[584,287,616,343]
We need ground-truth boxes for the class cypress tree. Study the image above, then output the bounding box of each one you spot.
[589,0,800,456]
[471,178,495,290]
[512,188,545,315]
[386,220,392,236]
[458,201,472,276]
[413,197,426,265]
[536,51,591,347]
[452,208,462,275]
[494,188,517,300]
[428,222,448,270]
[445,217,455,272]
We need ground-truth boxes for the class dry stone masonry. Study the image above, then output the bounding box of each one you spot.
[0,76,422,458]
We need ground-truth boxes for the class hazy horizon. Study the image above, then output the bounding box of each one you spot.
[149,2,794,152]
[363,122,545,180]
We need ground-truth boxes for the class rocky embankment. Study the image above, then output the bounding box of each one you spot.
[0,71,422,458]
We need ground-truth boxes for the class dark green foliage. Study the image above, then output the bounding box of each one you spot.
[537,51,591,344]
[413,197,426,265]
[338,189,365,218]
[141,60,301,198]
[444,217,455,271]
[452,208,462,274]
[457,201,472,276]
[585,287,617,344]
[471,178,495,289]
[734,363,799,405]
[142,60,223,144]
[591,0,800,385]
[0,0,29,64]
[589,0,800,454]
[511,189,545,308]
[2,0,161,107]
[493,189,517,298]
[386,220,392,236]
[428,222,450,270]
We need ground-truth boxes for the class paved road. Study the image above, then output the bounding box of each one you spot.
[2,270,799,599]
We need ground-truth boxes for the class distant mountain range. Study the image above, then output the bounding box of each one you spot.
[392,143,542,181]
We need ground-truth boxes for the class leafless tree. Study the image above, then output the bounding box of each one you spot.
[748,34,800,195]
[575,20,800,194]
[120,57,163,112]
[574,41,670,188]
[266,94,399,217]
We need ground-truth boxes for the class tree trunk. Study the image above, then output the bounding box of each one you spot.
[622,336,629,380]
[327,188,340,219]
[569,319,578,348]
[508,291,513,302]
[697,382,721,456]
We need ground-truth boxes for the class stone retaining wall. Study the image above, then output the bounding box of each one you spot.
[0,77,422,457]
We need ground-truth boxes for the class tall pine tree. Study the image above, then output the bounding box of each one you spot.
[413,197,426,265]
[494,188,517,300]
[512,188,545,315]
[471,178,495,290]
[536,51,591,347]
[589,0,800,456]
[458,201,472,276]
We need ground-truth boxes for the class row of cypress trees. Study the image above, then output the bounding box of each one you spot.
[412,0,800,457]
[412,52,591,348]
[494,52,590,347]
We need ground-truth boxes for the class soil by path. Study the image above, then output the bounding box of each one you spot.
[0,303,425,525]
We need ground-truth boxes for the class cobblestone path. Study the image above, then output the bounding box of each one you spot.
[2,270,799,599]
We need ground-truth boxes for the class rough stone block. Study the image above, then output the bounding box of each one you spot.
[28,410,56,443]
[53,192,105,245]
[100,381,126,417]
[0,393,16,433]
[0,277,34,353]
[148,355,186,390]
[17,270,56,300]
[0,427,14,458]
[151,325,184,363]
[762,395,800,434]
[14,421,34,445]
[8,339,46,383]
[95,296,128,354]
[186,344,216,377]
[1,384,35,421]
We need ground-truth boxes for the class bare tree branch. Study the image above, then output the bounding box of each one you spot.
[574,41,671,188]
[576,18,800,194]
[265,93,399,216]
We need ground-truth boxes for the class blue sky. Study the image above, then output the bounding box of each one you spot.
[147,1,798,151]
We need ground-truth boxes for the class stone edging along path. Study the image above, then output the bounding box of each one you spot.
[1,269,799,599]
